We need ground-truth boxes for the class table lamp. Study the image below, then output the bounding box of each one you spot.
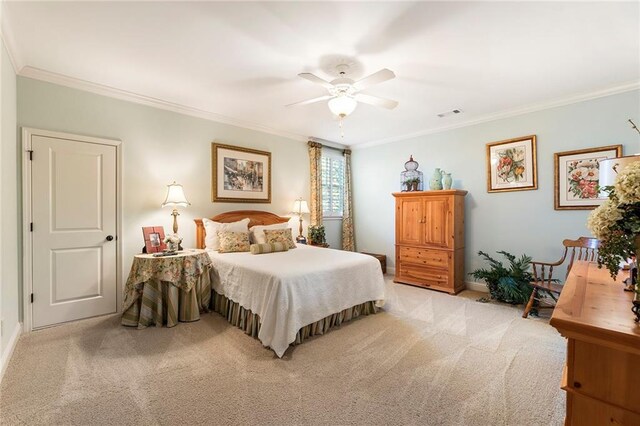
[291,198,310,243]
[162,182,190,235]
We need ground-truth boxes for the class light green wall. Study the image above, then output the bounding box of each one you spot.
[1,40,18,355]
[17,77,319,300]
[352,90,640,280]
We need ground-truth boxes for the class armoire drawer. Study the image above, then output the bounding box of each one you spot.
[398,246,450,269]
[397,263,450,287]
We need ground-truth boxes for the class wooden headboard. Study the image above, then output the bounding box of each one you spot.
[194,210,290,249]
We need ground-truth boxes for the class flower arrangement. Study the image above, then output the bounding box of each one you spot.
[163,233,183,252]
[587,161,640,279]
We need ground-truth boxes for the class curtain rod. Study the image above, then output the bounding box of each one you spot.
[308,137,347,151]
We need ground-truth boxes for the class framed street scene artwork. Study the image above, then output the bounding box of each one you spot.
[211,143,271,203]
[486,135,538,193]
[142,226,166,253]
[554,145,622,210]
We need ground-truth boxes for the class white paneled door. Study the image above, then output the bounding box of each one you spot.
[31,135,117,329]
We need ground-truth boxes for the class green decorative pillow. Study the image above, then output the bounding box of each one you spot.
[263,228,296,249]
[217,231,250,253]
[250,242,289,255]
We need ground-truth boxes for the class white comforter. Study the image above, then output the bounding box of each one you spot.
[208,244,385,357]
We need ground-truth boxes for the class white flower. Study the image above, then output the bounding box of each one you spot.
[587,199,622,240]
[614,161,640,205]
[577,159,598,168]
[163,233,183,244]
[512,149,525,162]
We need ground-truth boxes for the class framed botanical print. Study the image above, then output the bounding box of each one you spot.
[211,143,271,203]
[486,135,538,192]
[554,145,622,210]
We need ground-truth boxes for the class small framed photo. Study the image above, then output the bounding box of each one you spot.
[486,135,538,193]
[142,226,166,253]
[211,143,271,203]
[554,145,622,210]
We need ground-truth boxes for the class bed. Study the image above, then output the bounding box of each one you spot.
[195,210,386,357]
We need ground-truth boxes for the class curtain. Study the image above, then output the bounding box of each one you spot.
[308,141,323,226]
[342,149,355,251]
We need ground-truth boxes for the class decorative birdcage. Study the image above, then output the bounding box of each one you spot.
[400,155,424,191]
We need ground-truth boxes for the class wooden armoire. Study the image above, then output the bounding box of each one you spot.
[392,190,467,294]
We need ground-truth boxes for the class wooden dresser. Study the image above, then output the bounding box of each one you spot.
[392,190,467,294]
[550,261,640,425]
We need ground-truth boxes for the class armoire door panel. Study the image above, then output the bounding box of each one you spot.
[423,198,450,248]
[397,198,423,245]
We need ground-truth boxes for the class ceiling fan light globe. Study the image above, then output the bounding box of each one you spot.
[328,96,357,117]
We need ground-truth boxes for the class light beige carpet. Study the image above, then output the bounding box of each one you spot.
[0,279,565,425]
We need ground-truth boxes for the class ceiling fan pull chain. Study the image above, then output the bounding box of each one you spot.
[339,116,345,138]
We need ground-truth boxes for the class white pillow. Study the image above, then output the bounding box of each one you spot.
[249,222,290,244]
[203,218,250,250]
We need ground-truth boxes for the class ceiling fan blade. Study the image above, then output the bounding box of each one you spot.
[355,93,398,109]
[298,73,334,89]
[353,68,396,91]
[286,95,333,107]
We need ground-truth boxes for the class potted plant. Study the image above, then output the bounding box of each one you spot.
[403,178,420,191]
[308,225,327,246]
[470,251,534,304]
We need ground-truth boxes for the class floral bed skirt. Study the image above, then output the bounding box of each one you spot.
[211,290,378,348]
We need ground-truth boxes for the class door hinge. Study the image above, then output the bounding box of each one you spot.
[30,222,33,232]
[28,150,33,161]
[30,293,34,303]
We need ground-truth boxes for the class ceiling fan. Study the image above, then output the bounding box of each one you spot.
[287,64,398,119]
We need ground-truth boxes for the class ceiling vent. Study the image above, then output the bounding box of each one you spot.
[437,109,462,118]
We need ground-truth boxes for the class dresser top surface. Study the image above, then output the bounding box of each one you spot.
[550,261,640,351]
[392,190,468,197]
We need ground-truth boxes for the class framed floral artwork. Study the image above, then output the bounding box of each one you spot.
[486,135,538,193]
[211,143,271,203]
[554,145,622,210]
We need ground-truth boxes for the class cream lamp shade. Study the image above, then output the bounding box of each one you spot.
[292,199,310,215]
[598,155,640,196]
[328,96,358,117]
[162,182,190,208]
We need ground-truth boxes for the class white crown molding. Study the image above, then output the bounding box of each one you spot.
[350,80,640,150]
[18,66,316,143]
[0,2,23,73]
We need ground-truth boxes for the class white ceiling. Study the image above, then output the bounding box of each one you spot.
[2,1,639,146]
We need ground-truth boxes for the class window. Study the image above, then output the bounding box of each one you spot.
[321,151,345,218]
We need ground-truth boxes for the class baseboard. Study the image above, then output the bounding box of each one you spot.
[386,266,396,276]
[465,281,489,293]
[0,322,22,383]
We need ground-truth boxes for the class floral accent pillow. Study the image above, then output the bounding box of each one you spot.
[203,218,250,250]
[263,228,296,249]
[217,231,250,253]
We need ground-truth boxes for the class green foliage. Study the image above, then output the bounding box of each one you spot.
[595,188,640,279]
[308,225,326,245]
[470,250,534,304]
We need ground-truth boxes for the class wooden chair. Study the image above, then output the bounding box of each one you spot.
[522,237,599,318]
